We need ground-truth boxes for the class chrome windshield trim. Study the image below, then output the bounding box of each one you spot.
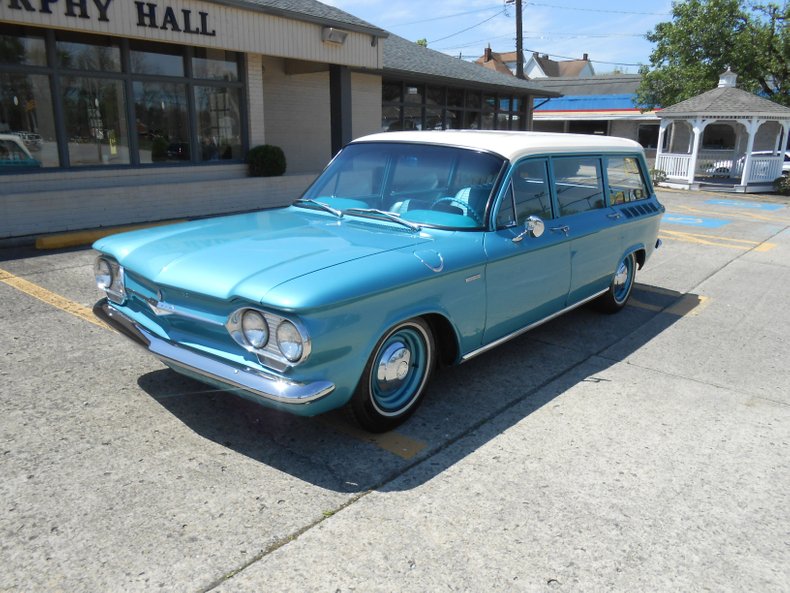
[94,299,334,405]
[461,289,609,363]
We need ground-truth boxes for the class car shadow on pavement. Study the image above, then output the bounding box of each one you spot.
[137,283,700,494]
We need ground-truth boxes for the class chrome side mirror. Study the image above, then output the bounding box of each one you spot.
[512,215,545,242]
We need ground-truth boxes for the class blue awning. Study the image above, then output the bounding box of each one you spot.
[535,93,638,111]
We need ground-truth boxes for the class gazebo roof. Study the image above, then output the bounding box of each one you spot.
[659,85,790,120]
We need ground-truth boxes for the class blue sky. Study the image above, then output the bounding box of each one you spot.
[323,0,675,74]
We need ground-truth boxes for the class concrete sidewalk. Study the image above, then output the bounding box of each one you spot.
[0,189,788,592]
[214,225,790,592]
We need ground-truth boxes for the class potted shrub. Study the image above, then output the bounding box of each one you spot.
[247,144,286,177]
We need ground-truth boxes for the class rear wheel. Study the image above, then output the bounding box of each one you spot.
[348,318,434,433]
[595,252,636,313]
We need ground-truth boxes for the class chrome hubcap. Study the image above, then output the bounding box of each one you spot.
[376,342,411,388]
[614,261,629,288]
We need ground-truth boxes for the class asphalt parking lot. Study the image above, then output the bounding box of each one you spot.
[1,188,788,593]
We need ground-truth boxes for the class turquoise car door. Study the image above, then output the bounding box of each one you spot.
[482,159,571,344]
[551,156,620,305]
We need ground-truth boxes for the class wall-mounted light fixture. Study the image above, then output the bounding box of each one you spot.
[322,27,348,45]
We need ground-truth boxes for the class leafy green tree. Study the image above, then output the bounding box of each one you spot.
[636,0,790,109]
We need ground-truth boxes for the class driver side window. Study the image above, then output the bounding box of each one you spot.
[496,159,552,228]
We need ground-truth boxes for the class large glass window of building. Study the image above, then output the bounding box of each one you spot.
[0,23,246,172]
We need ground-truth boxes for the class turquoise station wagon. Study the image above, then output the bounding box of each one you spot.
[94,131,663,432]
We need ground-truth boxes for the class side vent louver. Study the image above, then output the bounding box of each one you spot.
[618,202,659,218]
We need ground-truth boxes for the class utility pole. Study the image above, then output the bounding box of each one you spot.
[507,0,526,79]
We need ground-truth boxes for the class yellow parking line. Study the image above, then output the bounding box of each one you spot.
[665,294,711,317]
[630,293,711,317]
[628,297,665,312]
[0,265,425,457]
[659,228,776,251]
[320,417,428,460]
[669,203,790,225]
[0,267,110,331]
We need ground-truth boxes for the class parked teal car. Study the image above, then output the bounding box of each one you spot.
[0,133,41,170]
[94,131,663,432]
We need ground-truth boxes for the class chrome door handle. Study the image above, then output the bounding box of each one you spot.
[550,225,570,237]
[607,212,622,219]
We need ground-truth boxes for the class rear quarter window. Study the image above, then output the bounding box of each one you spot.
[606,156,649,204]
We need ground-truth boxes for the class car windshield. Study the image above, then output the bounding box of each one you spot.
[298,141,506,230]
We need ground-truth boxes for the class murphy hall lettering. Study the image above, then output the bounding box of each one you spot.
[5,0,217,37]
[135,2,216,37]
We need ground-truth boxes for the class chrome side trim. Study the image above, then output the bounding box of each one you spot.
[461,289,609,363]
[94,299,334,405]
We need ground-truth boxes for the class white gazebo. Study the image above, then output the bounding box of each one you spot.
[655,69,790,192]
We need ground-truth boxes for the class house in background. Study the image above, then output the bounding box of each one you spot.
[472,49,658,159]
[474,48,595,80]
[524,52,595,79]
[475,47,520,76]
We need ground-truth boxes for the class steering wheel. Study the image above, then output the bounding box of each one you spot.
[431,197,485,226]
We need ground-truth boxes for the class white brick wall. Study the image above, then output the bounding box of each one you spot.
[261,57,332,174]
[0,166,315,239]
[351,72,383,140]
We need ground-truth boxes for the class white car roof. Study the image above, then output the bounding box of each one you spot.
[353,130,644,161]
[0,133,34,158]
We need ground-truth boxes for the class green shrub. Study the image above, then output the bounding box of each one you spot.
[650,168,667,184]
[247,144,286,177]
[774,175,790,196]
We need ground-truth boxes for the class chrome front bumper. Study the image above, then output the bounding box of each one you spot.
[94,299,335,406]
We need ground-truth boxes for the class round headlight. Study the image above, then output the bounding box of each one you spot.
[276,320,303,362]
[95,258,113,290]
[241,310,269,349]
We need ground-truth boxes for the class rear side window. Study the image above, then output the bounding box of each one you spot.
[607,156,649,204]
[553,156,604,216]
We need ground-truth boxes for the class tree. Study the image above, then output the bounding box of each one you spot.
[416,38,428,47]
[636,0,790,109]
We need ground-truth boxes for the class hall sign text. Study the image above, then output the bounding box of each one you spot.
[5,0,217,37]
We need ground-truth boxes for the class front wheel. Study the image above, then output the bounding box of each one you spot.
[595,252,636,313]
[348,318,435,433]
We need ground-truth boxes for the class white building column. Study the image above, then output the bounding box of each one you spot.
[656,120,670,160]
[739,119,762,186]
[246,53,266,147]
[687,118,709,185]
[777,121,790,152]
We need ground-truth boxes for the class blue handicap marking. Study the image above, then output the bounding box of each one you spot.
[705,199,784,212]
[664,215,730,228]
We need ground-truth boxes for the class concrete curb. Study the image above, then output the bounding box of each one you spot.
[33,220,187,250]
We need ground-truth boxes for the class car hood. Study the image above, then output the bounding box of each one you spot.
[94,207,432,303]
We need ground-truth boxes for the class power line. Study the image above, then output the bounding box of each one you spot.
[427,9,507,45]
[436,31,646,51]
[386,6,504,28]
[523,47,642,67]
[524,32,645,38]
[525,1,670,17]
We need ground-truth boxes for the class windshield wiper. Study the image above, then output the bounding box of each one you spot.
[293,198,343,218]
[344,208,421,232]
